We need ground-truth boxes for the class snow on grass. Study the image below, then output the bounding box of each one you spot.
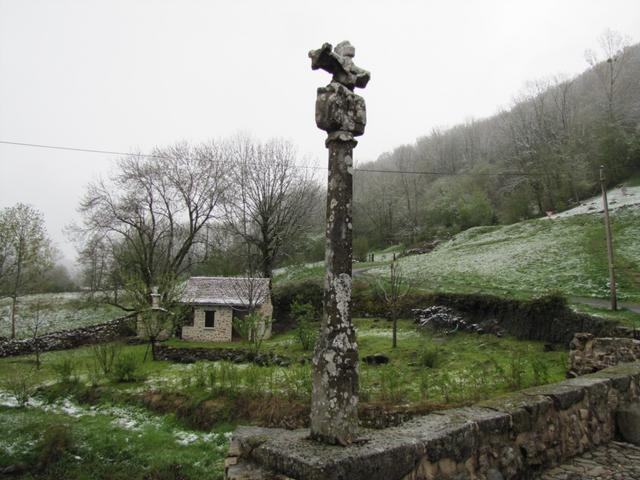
[0,292,125,339]
[547,185,640,219]
[370,205,640,301]
[0,389,229,447]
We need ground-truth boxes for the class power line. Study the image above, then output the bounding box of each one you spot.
[0,139,539,177]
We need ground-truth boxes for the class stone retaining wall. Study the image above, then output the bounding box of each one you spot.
[0,315,136,358]
[569,333,640,376]
[225,362,640,480]
[154,345,291,366]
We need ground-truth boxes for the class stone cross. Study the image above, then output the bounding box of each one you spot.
[308,41,370,445]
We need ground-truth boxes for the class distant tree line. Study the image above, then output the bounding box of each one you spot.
[0,203,75,338]
[354,30,640,248]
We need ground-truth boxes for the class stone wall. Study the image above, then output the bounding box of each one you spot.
[154,345,290,366]
[182,306,234,342]
[0,315,136,358]
[569,333,640,376]
[181,300,273,343]
[225,362,640,480]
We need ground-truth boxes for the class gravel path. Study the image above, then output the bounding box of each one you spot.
[539,441,640,479]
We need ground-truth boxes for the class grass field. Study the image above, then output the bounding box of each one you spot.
[374,205,640,302]
[0,317,567,478]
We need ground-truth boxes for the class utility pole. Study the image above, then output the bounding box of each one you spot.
[600,165,617,311]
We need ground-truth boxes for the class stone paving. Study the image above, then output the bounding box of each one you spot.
[540,441,640,480]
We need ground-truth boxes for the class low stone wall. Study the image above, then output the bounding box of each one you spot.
[154,345,291,366]
[569,333,640,376]
[225,362,640,480]
[0,315,136,358]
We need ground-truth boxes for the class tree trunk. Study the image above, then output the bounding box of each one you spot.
[10,295,17,339]
[392,314,397,349]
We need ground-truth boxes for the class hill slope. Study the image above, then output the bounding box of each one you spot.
[371,196,640,303]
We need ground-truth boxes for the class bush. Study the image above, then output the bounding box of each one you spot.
[531,357,550,385]
[52,357,78,385]
[272,280,323,323]
[418,345,440,368]
[292,300,318,351]
[377,364,409,403]
[112,354,139,383]
[91,342,121,376]
[37,424,73,471]
[3,375,35,407]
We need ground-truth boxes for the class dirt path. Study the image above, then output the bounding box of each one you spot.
[570,296,640,314]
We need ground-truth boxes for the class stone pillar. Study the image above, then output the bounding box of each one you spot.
[308,41,370,445]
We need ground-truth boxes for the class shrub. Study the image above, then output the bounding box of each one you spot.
[272,280,323,322]
[531,357,550,385]
[418,345,440,368]
[233,312,272,354]
[52,357,78,385]
[377,364,408,403]
[3,375,35,407]
[112,354,139,383]
[192,362,210,389]
[91,342,121,376]
[37,424,73,471]
[292,300,318,351]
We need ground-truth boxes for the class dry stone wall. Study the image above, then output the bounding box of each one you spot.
[225,362,640,480]
[154,345,291,367]
[0,315,135,358]
[569,333,640,376]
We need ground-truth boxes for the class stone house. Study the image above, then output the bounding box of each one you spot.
[180,276,273,342]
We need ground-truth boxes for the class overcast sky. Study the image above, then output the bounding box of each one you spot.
[1,0,639,269]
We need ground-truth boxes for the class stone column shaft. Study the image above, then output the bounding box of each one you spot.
[310,133,359,445]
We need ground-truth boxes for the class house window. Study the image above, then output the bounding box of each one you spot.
[204,310,215,328]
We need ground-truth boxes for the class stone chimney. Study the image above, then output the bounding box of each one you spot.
[150,286,161,310]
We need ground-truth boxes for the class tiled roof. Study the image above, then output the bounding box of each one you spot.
[180,276,270,307]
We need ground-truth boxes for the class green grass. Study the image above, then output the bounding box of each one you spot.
[0,406,229,479]
[0,318,568,478]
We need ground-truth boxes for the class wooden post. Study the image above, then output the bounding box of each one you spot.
[600,165,617,311]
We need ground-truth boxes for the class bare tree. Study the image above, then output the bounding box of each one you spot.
[228,272,272,353]
[78,141,229,308]
[26,301,48,370]
[377,260,411,349]
[586,29,632,122]
[135,280,184,361]
[0,204,54,338]
[224,135,320,278]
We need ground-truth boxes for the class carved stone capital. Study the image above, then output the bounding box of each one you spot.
[315,82,366,138]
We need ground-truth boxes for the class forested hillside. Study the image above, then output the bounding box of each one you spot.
[354,34,640,248]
